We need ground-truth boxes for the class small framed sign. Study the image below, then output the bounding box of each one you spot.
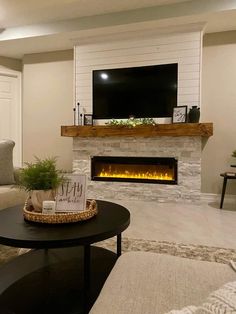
[172,106,187,123]
[84,114,93,126]
[55,174,87,212]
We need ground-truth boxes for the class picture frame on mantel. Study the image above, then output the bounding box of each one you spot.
[84,114,93,126]
[172,106,187,123]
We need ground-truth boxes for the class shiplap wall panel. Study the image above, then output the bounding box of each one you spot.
[178,79,199,87]
[75,32,200,53]
[76,49,200,67]
[178,87,199,95]
[76,57,199,72]
[76,41,200,61]
[75,30,202,114]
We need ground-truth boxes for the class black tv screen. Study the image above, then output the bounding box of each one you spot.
[92,63,178,119]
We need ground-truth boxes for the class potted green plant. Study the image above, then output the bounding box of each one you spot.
[17,157,65,212]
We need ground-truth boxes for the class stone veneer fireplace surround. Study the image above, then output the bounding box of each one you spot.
[72,135,201,202]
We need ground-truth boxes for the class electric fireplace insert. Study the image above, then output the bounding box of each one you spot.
[91,156,177,184]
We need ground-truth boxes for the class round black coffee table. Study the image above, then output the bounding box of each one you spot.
[0,200,130,314]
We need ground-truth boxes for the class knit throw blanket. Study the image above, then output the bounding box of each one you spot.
[167,280,236,313]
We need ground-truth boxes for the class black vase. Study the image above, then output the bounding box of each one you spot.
[188,106,200,123]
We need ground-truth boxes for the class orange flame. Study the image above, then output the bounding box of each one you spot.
[97,165,174,181]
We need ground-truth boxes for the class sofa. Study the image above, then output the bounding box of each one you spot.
[89,252,236,313]
[0,139,26,210]
[0,180,26,210]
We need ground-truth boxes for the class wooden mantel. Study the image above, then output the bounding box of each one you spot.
[61,123,213,138]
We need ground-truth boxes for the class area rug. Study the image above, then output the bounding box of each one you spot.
[0,245,19,265]
[1,238,236,266]
[97,238,236,264]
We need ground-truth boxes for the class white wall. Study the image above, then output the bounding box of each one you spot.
[23,50,73,171]
[201,31,236,195]
[75,29,202,116]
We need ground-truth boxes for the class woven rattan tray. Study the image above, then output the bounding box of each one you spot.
[23,199,98,224]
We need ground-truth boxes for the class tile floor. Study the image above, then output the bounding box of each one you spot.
[108,197,236,249]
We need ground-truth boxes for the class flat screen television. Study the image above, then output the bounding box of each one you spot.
[92,63,178,120]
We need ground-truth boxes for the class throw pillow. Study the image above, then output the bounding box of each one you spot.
[166,305,197,314]
[166,281,236,314]
[0,139,15,185]
[165,306,197,314]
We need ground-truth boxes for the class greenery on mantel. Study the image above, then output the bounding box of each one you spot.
[232,150,236,158]
[106,118,156,127]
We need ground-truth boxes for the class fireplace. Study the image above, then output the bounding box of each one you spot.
[91,156,177,184]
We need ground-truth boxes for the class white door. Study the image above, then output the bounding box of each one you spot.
[0,71,22,167]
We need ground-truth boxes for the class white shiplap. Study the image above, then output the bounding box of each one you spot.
[76,42,200,62]
[75,32,201,54]
[75,30,202,115]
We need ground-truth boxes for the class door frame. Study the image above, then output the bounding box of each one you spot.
[0,68,22,167]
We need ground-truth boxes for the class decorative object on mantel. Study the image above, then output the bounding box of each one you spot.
[73,108,76,126]
[77,102,80,125]
[232,150,236,158]
[16,157,65,212]
[23,199,97,224]
[106,117,156,127]
[84,114,93,126]
[172,106,187,123]
[188,106,200,123]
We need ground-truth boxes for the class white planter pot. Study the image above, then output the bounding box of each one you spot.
[30,190,55,212]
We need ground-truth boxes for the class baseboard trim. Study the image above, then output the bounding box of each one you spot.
[201,192,236,203]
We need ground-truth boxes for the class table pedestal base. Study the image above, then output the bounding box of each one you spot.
[0,246,116,314]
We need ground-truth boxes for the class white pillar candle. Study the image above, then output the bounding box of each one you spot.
[42,201,56,214]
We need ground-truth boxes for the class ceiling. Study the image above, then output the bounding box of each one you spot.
[0,0,192,28]
[0,0,236,59]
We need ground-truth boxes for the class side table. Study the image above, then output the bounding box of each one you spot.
[220,172,236,209]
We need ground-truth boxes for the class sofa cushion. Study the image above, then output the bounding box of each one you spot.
[0,140,15,185]
[0,186,26,210]
[89,252,236,314]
